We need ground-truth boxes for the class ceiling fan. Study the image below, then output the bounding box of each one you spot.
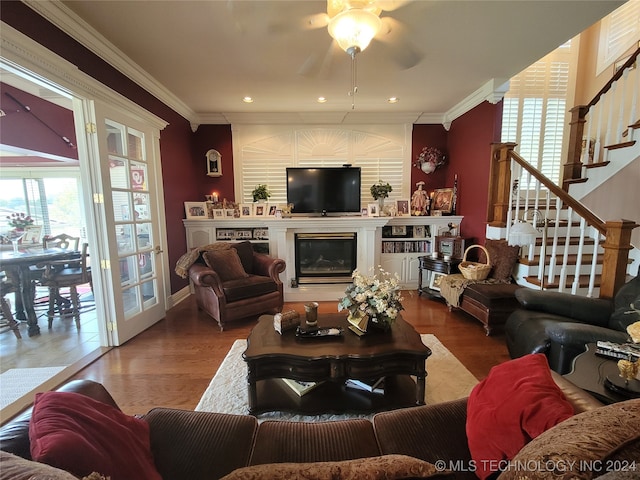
[297,0,424,74]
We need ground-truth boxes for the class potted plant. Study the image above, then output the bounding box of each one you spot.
[251,184,271,202]
[370,180,392,213]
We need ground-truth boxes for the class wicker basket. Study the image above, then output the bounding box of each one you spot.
[458,245,491,280]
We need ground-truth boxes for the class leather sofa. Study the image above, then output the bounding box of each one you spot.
[188,241,286,330]
[4,377,640,480]
[505,266,640,374]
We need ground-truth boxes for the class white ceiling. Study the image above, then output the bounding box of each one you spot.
[49,0,623,125]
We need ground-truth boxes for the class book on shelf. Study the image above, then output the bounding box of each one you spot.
[345,377,385,395]
[281,378,323,397]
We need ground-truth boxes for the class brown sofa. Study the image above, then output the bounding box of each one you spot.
[188,241,286,330]
[2,375,639,480]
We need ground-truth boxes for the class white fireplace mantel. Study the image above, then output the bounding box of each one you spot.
[184,215,463,302]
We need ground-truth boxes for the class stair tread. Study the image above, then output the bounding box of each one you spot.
[584,161,610,169]
[524,274,601,289]
[517,253,603,266]
[605,140,636,150]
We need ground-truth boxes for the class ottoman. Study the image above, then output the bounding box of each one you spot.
[458,282,523,335]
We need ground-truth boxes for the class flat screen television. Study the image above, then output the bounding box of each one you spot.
[286,167,361,216]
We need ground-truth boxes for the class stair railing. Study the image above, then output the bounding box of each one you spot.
[489,142,637,299]
[564,47,640,188]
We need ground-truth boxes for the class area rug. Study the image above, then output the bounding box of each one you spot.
[0,366,66,410]
[195,334,478,422]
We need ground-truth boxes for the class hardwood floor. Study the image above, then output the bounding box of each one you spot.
[68,292,510,416]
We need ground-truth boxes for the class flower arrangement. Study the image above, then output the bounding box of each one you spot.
[414,146,446,174]
[338,266,404,330]
[370,180,393,200]
[6,212,34,229]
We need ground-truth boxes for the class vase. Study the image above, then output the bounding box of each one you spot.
[368,316,393,332]
[378,197,385,216]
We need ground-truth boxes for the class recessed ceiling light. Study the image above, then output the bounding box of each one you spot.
[317,97,327,103]
[387,97,399,104]
[242,96,254,103]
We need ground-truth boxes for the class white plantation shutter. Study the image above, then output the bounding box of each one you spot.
[501,41,574,187]
[597,1,640,75]
[239,128,406,205]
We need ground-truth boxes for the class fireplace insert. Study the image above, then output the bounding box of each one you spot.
[295,233,357,284]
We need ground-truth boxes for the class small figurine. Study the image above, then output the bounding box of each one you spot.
[411,181,429,216]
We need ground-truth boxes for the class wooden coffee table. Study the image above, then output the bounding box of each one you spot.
[243,313,431,414]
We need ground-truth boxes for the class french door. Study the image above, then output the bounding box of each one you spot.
[90,101,167,345]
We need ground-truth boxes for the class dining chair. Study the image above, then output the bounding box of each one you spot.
[39,242,92,330]
[0,272,22,339]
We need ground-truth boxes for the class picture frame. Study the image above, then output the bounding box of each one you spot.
[395,199,410,216]
[224,208,236,218]
[414,225,426,238]
[212,208,224,218]
[185,201,209,220]
[361,208,368,217]
[254,203,266,217]
[240,203,253,217]
[22,225,42,245]
[391,225,407,236]
[267,204,278,217]
[431,188,454,214]
[367,203,379,217]
[429,272,446,291]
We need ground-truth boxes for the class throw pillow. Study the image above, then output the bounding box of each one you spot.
[220,455,452,479]
[0,450,78,480]
[479,239,519,282]
[497,400,640,480]
[466,354,574,480]
[233,241,255,274]
[29,391,162,480]
[203,248,249,282]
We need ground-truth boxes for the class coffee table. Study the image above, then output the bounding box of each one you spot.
[243,313,431,415]
[564,343,639,404]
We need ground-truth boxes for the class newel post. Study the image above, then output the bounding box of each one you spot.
[562,105,589,191]
[487,143,517,227]
[599,219,638,299]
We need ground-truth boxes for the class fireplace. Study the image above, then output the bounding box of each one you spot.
[295,233,357,284]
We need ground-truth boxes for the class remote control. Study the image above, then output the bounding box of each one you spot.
[296,326,343,338]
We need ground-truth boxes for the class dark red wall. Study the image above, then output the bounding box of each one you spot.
[0,82,78,159]
[447,101,503,244]
[193,125,235,201]
[410,124,449,195]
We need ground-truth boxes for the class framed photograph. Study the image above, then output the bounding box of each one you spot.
[432,188,454,214]
[361,208,368,217]
[391,225,407,236]
[212,208,224,218]
[254,203,266,217]
[395,199,410,216]
[267,204,278,217]
[185,201,209,220]
[367,203,379,217]
[224,208,236,218]
[414,225,426,238]
[429,272,446,291]
[240,203,253,217]
[22,225,42,245]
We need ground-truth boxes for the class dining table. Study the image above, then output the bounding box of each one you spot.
[0,246,81,337]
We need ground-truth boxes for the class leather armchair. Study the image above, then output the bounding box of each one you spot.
[188,242,286,330]
[505,266,640,374]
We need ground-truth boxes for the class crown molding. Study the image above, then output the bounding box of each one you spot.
[23,0,196,124]
[441,78,510,128]
[1,22,168,131]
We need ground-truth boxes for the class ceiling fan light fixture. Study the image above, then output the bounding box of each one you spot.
[327,8,382,53]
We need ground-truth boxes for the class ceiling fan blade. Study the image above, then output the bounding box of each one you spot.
[375,0,412,12]
[376,16,424,69]
[268,12,330,35]
[297,39,340,79]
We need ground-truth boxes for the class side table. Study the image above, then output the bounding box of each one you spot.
[564,343,639,404]
[418,255,461,299]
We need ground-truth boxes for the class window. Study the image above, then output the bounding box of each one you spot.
[596,1,640,75]
[0,170,85,240]
[237,127,407,205]
[501,40,576,187]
